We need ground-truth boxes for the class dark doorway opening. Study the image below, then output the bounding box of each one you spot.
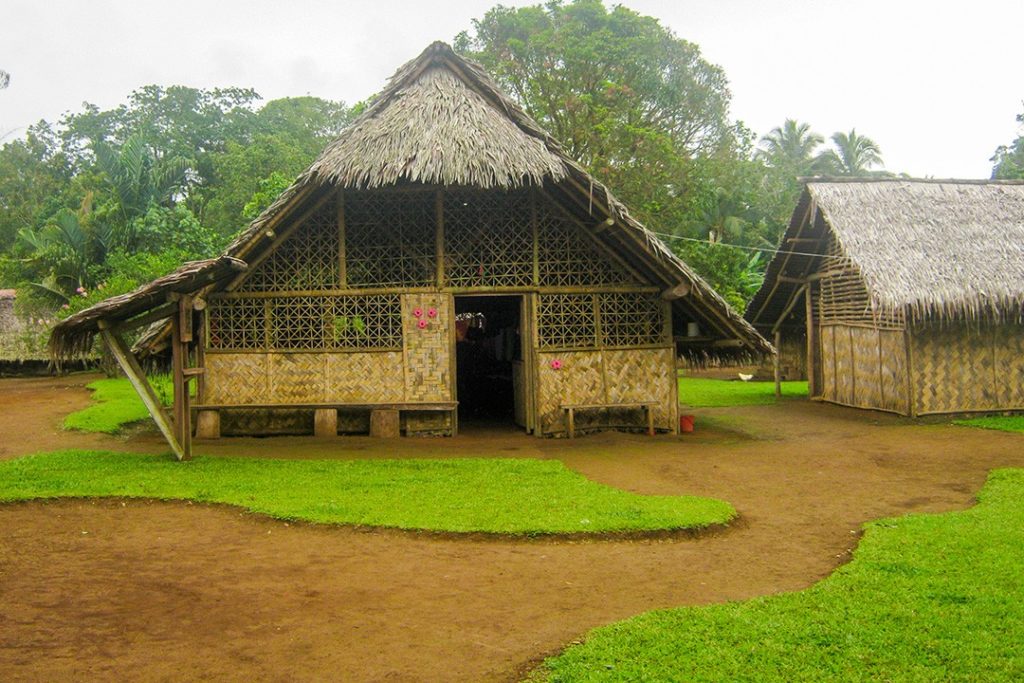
[454,295,523,427]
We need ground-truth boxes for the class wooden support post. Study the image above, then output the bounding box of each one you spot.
[435,189,445,288]
[645,405,654,437]
[196,410,221,439]
[370,409,400,438]
[171,297,193,459]
[99,325,186,460]
[805,285,816,398]
[566,407,575,439]
[774,330,782,398]
[314,408,338,438]
[337,189,347,288]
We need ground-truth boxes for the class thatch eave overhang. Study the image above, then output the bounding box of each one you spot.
[747,178,1024,331]
[49,256,247,363]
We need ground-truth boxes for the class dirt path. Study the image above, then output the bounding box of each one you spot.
[1,376,1022,681]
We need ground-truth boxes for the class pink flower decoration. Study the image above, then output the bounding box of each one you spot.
[413,307,423,318]
[417,319,428,329]
[427,307,437,318]
[550,359,563,370]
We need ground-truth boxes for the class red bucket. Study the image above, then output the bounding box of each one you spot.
[680,415,695,433]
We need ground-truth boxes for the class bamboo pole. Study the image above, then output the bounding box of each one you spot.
[805,284,817,397]
[99,324,186,460]
[774,330,782,398]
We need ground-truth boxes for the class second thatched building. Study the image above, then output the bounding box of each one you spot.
[746,178,1024,416]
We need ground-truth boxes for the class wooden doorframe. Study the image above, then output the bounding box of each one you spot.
[451,292,532,432]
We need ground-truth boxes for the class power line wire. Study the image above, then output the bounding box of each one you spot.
[647,231,824,259]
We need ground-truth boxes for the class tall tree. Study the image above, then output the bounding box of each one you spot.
[816,128,884,176]
[456,0,734,233]
[991,107,1024,179]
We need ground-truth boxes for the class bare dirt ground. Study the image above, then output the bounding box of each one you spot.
[2,373,1023,681]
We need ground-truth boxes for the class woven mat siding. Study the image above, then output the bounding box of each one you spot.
[537,350,604,433]
[604,348,674,427]
[270,353,326,403]
[205,353,270,405]
[995,325,1024,407]
[912,324,1024,414]
[536,348,674,434]
[820,326,836,402]
[819,325,909,413]
[877,329,909,413]
[402,293,452,402]
[326,352,405,403]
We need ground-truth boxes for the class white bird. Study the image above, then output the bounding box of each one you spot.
[738,373,754,382]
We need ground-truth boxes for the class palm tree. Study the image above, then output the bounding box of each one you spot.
[816,129,884,176]
[757,119,824,175]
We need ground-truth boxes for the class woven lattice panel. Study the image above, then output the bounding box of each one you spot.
[913,325,999,414]
[995,325,1024,407]
[878,329,909,413]
[326,295,403,350]
[538,293,597,349]
[345,190,435,288]
[444,189,533,287]
[537,201,635,287]
[536,350,605,433]
[604,348,674,426]
[240,199,338,291]
[205,353,269,405]
[818,234,904,330]
[403,294,452,401]
[269,353,326,403]
[600,293,665,346]
[326,352,405,403]
[208,298,266,350]
[269,296,329,350]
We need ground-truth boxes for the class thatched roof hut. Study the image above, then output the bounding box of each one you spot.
[51,41,768,458]
[747,178,1024,416]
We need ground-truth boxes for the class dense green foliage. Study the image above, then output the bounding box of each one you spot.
[954,415,1024,433]
[63,376,172,434]
[539,468,1024,680]
[0,85,352,325]
[0,450,735,534]
[992,108,1024,179]
[679,376,808,407]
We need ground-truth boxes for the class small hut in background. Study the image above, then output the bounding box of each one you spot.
[50,42,768,459]
[746,178,1024,416]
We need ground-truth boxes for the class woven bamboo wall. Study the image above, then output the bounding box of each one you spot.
[402,293,452,402]
[535,347,674,435]
[911,323,1024,415]
[819,324,908,413]
[205,351,405,405]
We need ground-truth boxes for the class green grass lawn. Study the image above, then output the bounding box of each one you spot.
[63,376,172,434]
[537,468,1024,681]
[0,450,735,535]
[954,415,1024,434]
[679,376,808,408]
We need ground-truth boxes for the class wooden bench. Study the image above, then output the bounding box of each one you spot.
[561,402,657,438]
[193,402,458,438]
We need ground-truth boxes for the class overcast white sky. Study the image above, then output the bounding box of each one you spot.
[2,0,1022,178]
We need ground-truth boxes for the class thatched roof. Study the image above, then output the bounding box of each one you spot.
[49,256,246,360]
[52,41,769,360]
[746,178,1024,329]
